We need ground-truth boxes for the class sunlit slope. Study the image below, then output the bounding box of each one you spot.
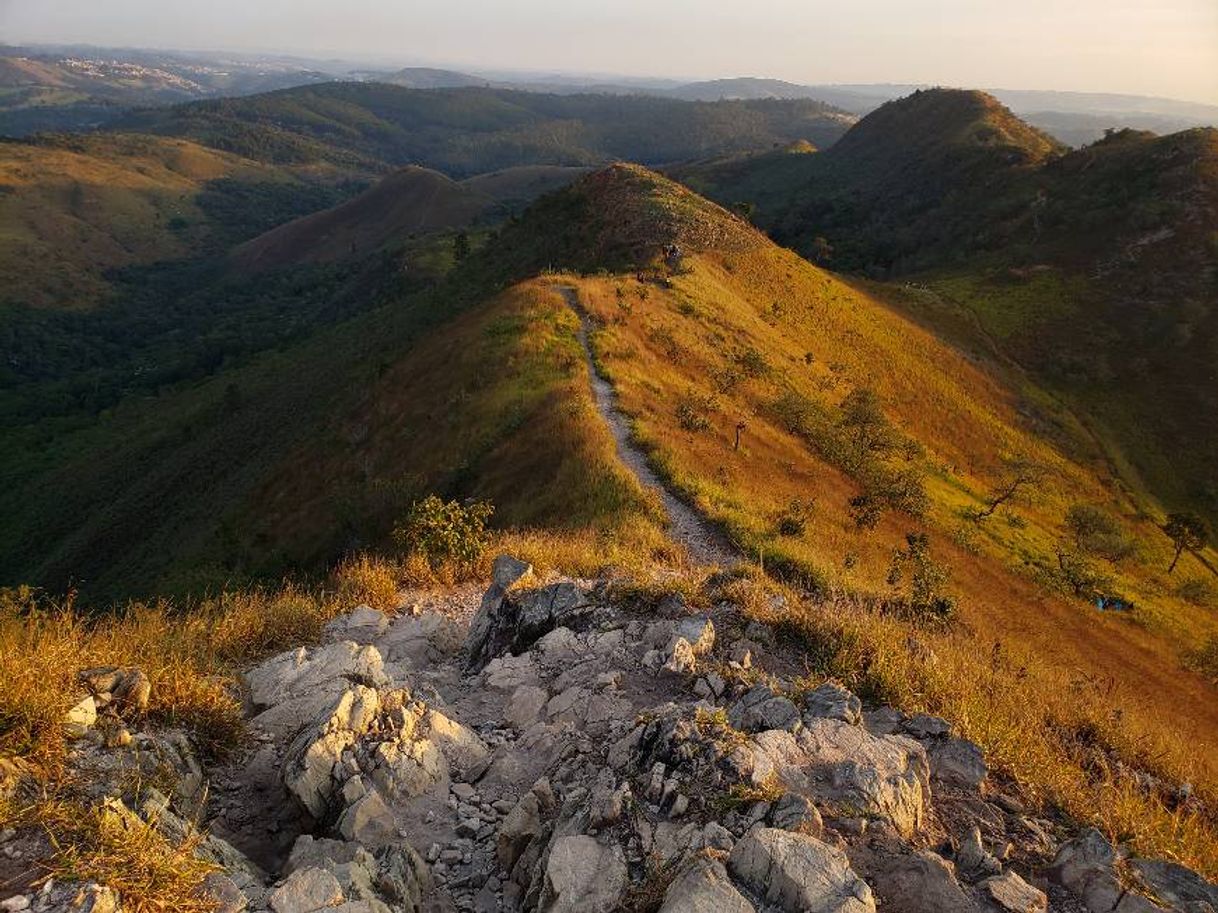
[511,165,1218,796]
[0,134,339,309]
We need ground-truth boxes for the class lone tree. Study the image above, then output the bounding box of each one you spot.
[839,387,895,464]
[974,456,1045,522]
[1163,512,1209,574]
[810,236,833,264]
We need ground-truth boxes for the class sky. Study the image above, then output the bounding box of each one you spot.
[3,0,1217,104]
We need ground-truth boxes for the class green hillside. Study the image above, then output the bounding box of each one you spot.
[111,82,853,176]
[676,88,1218,524]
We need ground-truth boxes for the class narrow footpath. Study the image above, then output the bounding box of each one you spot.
[556,284,739,568]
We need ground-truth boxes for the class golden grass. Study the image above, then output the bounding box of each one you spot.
[558,254,1218,873]
[0,579,352,908]
[737,578,1218,874]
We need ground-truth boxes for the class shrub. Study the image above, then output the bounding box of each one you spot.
[1176,578,1217,608]
[1066,504,1136,562]
[1187,635,1218,683]
[675,392,715,433]
[734,347,770,378]
[392,496,494,570]
[886,532,956,623]
[1052,546,1114,599]
[776,498,816,537]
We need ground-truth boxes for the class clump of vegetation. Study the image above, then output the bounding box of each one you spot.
[885,533,956,622]
[393,495,494,571]
[776,498,816,537]
[1065,504,1136,563]
[1176,578,1217,608]
[734,347,770,379]
[1188,636,1218,684]
[676,392,716,433]
[1050,546,1115,599]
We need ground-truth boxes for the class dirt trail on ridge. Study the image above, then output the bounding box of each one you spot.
[557,284,738,568]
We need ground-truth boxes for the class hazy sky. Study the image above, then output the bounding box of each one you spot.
[3,0,1216,104]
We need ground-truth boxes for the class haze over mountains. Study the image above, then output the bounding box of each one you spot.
[3,44,1216,145]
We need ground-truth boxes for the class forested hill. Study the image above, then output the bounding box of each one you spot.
[109,82,855,176]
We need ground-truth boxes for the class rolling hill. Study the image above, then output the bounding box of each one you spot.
[231,164,588,272]
[0,132,363,310]
[676,88,1218,525]
[109,82,854,176]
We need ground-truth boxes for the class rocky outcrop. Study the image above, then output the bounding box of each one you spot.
[26,557,1217,913]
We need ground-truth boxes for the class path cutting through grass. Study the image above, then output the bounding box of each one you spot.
[557,284,738,567]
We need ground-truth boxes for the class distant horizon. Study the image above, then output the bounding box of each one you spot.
[3,0,1215,106]
[4,38,1218,111]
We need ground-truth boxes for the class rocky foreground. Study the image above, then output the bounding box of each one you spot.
[6,557,1218,913]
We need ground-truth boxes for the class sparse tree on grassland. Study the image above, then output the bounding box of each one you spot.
[974,456,1045,522]
[1163,512,1209,574]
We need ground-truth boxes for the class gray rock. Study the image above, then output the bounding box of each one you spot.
[728,827,875,912]
[507,686,549,730]
[903,714,951,739]
[78,666,151,714]
[663,638,698,676]
[957,826,1002,882]
[1128,858,1218,911]
[282,685,382,819]
[64,696,97,737]
[337,789,397,845]
[752,719,930,838]
[202,873,248,913]
[659,854,756,913]
[981,871,1047,913]
[769,793,824,836]
[1051,829,1168,913]
[269,867,344,913]
[324,606,390,645]
[498,780,555,872]
[675,617,715,657]
[801,682,862,726]
[929,738,988,790]
[539,835,627,913]
[867,851,977,913]
[728,685,801,733]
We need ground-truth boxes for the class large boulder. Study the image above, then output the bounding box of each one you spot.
[865,851,977,913]
[538,834,628,913]
[659,854,756,913]
[728,827,875,913]
[1050,829,1162,913]
[246,642,390,738]
[752,719,930,837]
[282,686,383,820]
[466,558,600,669]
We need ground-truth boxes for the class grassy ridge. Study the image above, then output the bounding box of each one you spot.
[676,89,1218,527]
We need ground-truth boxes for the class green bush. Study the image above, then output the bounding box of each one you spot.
[886,533,956,623]
[1176,578,1217,608]
[392,496,494,569]
[676,392,715,432]
[1066,504,1135,562]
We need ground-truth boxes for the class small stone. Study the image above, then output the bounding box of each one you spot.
[0,897,31,912]
[452,783,477,802]
[981,871,1048,913]
[64,696,97,736]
